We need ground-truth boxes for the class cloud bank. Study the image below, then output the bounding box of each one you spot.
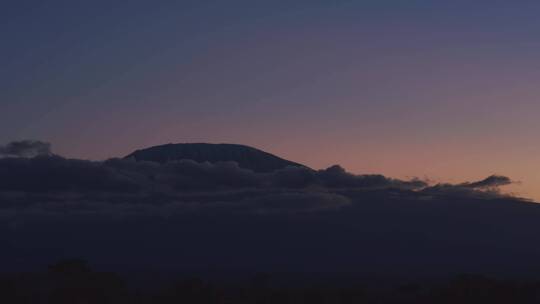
[0,141,521,218]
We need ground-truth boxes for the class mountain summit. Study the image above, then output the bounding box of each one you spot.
[124,143,306,172]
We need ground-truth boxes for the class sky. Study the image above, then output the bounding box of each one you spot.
[2,1,539,200]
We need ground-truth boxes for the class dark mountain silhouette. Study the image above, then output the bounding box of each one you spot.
[124,143,306,172]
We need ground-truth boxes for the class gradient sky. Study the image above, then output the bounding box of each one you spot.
[2,1,539,200]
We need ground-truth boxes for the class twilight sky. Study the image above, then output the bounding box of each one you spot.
[2,1,539,200]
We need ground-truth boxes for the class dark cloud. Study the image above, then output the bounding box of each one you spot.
[0,153,429,195]
[317,165,428,189]
[0,140,51,158]
[0,156,139,193]
[418,175,517,200]
[0,189,350,218]
[0,150,522,224]
[462,175,513,189]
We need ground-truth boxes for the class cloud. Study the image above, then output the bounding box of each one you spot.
[462,175,512,189]
[418,175,517,200]
[0,140,51,158]
[0,150,521,220]
[0,139,523,219]
[0,156,139,193]
[317,165,428,189]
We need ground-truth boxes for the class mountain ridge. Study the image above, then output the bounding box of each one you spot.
[124,143,307,172]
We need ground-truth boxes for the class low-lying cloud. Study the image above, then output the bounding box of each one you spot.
[0,140,524,219]
[0,140,51,158]
[463,175,513,189]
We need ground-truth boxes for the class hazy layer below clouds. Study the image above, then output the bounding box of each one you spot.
[0,141,535,277]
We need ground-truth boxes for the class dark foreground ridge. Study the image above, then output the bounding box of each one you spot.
[125,143,306,172]
[3,259,540,304]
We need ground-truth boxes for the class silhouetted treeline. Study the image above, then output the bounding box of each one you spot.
[2,260,540,303]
